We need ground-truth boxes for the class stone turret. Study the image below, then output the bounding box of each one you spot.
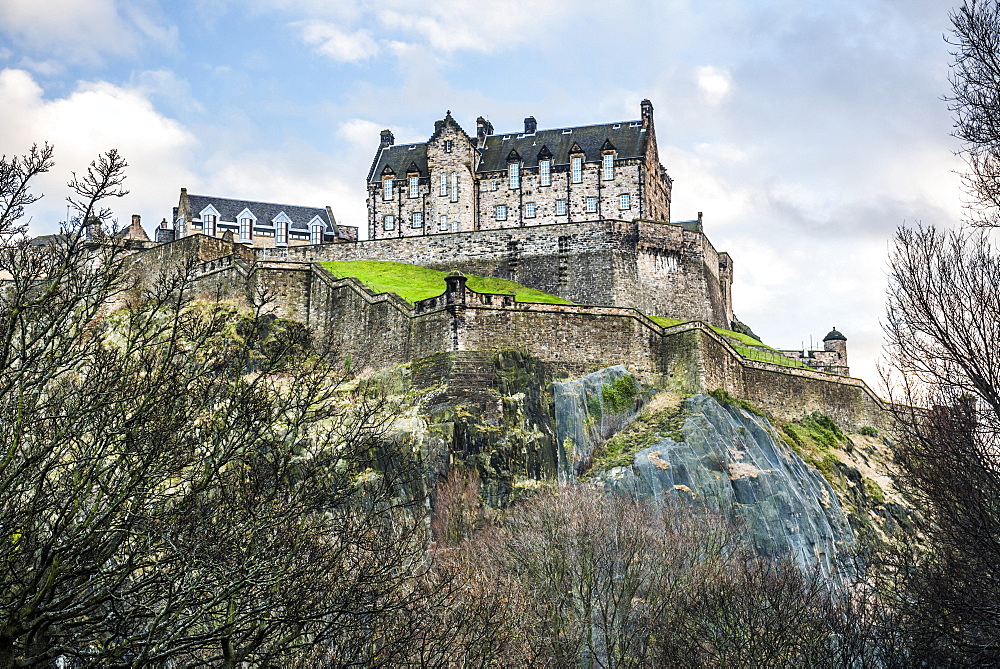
[823,327,847,363]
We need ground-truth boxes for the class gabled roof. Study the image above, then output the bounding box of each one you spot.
[186,194,340,234]
[476,120,648,173]
[367,142,428,184]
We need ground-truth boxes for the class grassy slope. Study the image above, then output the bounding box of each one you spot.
[647,316,810,369]
[320,260,573,306]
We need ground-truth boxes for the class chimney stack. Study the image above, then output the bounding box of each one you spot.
[640,99,654,129]
[380,129,395,146]
[131,214,141,228]
[476,116,494,145]
[524,116,537,134]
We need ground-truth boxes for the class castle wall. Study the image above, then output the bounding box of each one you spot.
[258,219,732,328]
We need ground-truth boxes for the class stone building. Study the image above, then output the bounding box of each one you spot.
[366,100,672,239]
[159,189,357,248]
[778,328,850,376]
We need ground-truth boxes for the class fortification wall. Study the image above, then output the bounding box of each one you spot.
[257,218,731,327]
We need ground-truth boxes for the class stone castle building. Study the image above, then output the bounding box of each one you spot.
[158,189,357,248]
[367,100,671,239]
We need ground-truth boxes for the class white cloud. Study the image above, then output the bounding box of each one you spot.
[296,21,380,62]
[0,0,174,63]
[696,66,732,105]
[0,69,197,234]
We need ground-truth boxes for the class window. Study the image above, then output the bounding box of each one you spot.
[440,173,448,196]
[539,159,551,186]
[619,193,631,210]
[444,139,453,153]
[586,197,597,213]
[508,162,520,189]
[239,217,253,241]
[450,172,458,202]
[571,156,583,183]
[409,176,419,198]
[384,215,395,231]
[480,182,489,192]
[603,153,615,180]
[310,224,323,245]
[556,199,567,216]
[412,211,423,228]
[496,205,508,221]
[276,220,287,245]
[382,177,394,200]
[491,181,498,191]
[525,202,537,218]
[203,214,216,237]
[439,215,449,231]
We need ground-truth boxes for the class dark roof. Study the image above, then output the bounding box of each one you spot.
[187,194,335,233]
[367,142,429,185]
[476,120,648,173]
[823,328,847,341]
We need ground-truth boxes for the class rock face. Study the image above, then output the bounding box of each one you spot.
[593,394,857,579]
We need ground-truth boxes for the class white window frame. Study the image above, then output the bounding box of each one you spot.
[539,159,551,186]
[525,202,537,218]
[199,205,220,238]
[439,214,448,231]
[496,204,508,221]
[508,162,520,189]
[586,196,597,213]
[408,175,419,198]
[382,176,394,201]
[450,172,458,202]
[412,211,423,228]
[440,173,448,196]
[556,199,567,216]
[619,193,631,210]
[236,208,256,242]
[603,153,615,180]
[444,139,453,153]
[273,212,291,245]
[571,156,583,183]
[384,215,396,231]
[310,224,323,245]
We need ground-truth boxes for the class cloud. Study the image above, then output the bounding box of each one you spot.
[696,66,732,105]
[0,0,175,64]
[295,21,380,62]
[0,69,197,233]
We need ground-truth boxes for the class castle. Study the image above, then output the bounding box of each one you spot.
[119,99,872,426]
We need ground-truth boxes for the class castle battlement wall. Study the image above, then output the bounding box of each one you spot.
[257,218,734,328]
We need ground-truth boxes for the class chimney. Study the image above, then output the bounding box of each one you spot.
[524,116,537,134]
[131,214,141,228]
[641,99,654,129]
[476,116,494,145]
[380,129,395,146]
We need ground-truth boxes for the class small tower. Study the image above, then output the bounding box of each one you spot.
[823,327,848,365]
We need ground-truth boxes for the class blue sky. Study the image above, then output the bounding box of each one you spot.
[0,0,963,387]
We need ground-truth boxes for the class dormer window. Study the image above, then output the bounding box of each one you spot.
[571,156,583,183]
[237,208,256,242]
[603,153,615,180]
[409,175,419,198]
[311,224,323,245]
[203,213,216,237]
[444,139,453,153]
[383,176,395,200]
[539,159,552,186]
[508,162,520,189]
[275,220,288,245]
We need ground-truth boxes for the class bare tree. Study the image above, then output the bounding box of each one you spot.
[948,0,1000,225]
[880,224,1000,663]
[0,147,437,666]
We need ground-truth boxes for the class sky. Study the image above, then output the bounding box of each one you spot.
[0,0,965,389]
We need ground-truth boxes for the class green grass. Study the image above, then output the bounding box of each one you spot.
[647,315,812,369]
[320,260,573,306]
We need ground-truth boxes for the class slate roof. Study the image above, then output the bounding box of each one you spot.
[185,194,341,235]
[367,143,429,184]
[367,119,650,183]
[477,120,648,173]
